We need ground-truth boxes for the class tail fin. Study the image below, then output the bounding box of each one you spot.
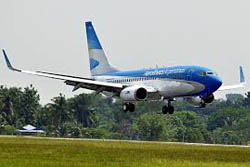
[85,21,119,76]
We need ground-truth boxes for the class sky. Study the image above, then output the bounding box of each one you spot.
[0,0,249,104]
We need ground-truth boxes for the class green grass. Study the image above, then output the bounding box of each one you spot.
[0,136,250,167]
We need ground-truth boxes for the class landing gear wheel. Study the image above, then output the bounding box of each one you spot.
[162,104,175,115]
[162,105,168,114]
[123,103,135,113]
[128,103,135,112]
[168,106,174,115]
[200,103,206,108]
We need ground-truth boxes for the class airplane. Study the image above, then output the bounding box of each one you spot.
[2,21,246,114]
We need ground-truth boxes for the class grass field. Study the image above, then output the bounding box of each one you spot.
[0,136,250,167]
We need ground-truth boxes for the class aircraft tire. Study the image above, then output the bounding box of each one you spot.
[168,106,174,115]
[200,102,206,108]
[162,106,168,114]
[162,105,174,115]
[123,103,135,112]
[128,103,135,112]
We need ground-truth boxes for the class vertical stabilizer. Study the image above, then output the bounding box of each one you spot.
[240,66,245,83]
[85,21,118,76]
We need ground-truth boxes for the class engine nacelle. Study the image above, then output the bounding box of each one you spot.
[184,97,205,107]
[184,94,215,107]
[120,86,148,101]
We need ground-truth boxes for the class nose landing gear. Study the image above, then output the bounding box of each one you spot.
[162,105,174,115]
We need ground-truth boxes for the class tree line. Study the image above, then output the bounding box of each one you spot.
[1,85,250,145]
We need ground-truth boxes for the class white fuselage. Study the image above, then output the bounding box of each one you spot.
[94,75,205,99]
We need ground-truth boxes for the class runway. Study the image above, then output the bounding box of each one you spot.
[1,135,249,148]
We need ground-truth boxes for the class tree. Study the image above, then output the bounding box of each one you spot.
[172,111,209,143]
[208,107,250,144]
[208,107,250,130]
[132,113,176,141]
[226,94,244,104]
[0,85,40,127]
[21,85,40,124]
[46,94,72,137]
[1,96,14,125]
[68,94,99,128]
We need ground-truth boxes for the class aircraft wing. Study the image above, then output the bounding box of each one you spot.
[2,49,124,93]
[217,66,246,91]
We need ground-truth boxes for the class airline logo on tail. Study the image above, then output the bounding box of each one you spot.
[90,57,99,70]
[85,21,119,76]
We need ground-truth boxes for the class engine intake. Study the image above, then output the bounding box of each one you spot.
[136,88,147,100]
[120,86,148,101]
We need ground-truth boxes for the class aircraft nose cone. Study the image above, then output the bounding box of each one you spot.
[207,76,223,92]
[214,77,223,89]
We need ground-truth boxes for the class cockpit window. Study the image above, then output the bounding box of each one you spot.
[200,72,207,76]
[206,71,218,76]
[199,71,218,77]
[207,71,214,75]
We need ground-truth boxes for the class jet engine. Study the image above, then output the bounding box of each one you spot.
[184,97,205,107]
[120,86,148,101]
[184,94,215,108]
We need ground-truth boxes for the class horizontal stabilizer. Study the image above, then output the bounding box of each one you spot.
[218,66,246,91]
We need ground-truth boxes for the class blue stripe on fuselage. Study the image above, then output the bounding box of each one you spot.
[98,65,222,97]
[100,65,206,80]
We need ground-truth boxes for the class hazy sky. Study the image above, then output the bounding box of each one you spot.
[0,0,249,104]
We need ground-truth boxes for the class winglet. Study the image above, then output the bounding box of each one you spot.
[2,49,21,72]
[2,49,13,69]
[240,66,246,84]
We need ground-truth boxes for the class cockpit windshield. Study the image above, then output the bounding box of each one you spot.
[206,71,213,75]
[200,71,218,77]
[206,71,218,76]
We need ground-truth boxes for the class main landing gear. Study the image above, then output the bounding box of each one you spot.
[123,103,135,112]
[122,100,175,115]
[162,100,174,115]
